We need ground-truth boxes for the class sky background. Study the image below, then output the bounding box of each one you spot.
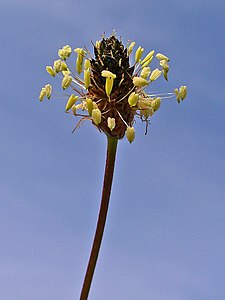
[0,1,225,299]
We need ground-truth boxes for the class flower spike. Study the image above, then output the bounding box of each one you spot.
[39,33,187,141]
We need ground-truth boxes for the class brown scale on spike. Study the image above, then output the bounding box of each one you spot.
[87,36,135,139]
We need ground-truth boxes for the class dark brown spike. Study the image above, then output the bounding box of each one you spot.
[87,35,135,139]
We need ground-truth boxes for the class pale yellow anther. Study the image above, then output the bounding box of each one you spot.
[135,46,144,63]
[65,94,79,111]
[105,78,115,97]
[75,48,86,74]
[179,86,187,100]
[142,107,154,118]
[39,84,52,102]
[174,86,187,103]
[64,45,72,55]
[141,50,155,65]
[46,66,56,77]
[39,87,46,102]
[58,49,65,60]
[160,60,169,70]
[45,84,52,99]
[150,69,162,81]
[174,88,180,103]
[160,59,169,69]
[138,97,152,109]
[133,76,149,87]
[53,60,62,73]
[151,97,161,112]
[62,74,72,90]
[62,69,71,76]
[160,60,169,80]
[74,48,86,58]
[107,117,116,131]
[156,53,169,62]
[61,61,68,71]
[101,70,116,78]
[76,58,83,74]
[126,126,135,143]
[84,69,91,89]
[127,41,136,55]
[141,57,154,68]
[84,59,91,70]
[128,92,139,107]
[58,45,72,60]
[86,98,93,116]
[92,108,102,125]
[140,67,151,79]
[101,70,117,97]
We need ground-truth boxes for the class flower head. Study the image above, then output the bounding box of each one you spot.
[39,34,187,143]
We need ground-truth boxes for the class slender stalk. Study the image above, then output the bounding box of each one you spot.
[79,136,118,300]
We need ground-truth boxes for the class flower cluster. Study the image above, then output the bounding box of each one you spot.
[39,34,187,143]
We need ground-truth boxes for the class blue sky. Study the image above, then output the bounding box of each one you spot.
[0,1,225,299]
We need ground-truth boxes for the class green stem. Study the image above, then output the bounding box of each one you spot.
[79,136,118,300]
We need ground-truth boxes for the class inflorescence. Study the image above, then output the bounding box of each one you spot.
[39,34,187,143]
